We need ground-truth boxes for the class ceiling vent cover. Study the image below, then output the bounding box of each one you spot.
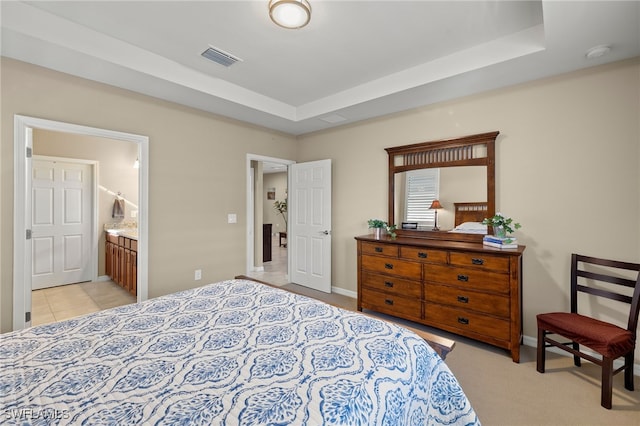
[201,46,242,67]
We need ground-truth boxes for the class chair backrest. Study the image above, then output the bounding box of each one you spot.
[571,253,640,333]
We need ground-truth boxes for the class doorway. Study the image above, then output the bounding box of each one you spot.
[13,115,149,331]
[245,154,294,285]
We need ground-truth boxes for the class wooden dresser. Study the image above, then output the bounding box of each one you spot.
[356,234,525,362]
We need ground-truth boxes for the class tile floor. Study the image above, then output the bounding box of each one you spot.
[245,237,289,286]
[31,280,136,326]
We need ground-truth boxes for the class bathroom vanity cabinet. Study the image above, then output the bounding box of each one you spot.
[106,233,137,296]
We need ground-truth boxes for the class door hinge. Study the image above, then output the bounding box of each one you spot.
[26,229,32,240]
[26,147,32,158]
[25,311,31,322]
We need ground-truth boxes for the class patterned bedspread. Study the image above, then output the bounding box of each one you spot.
[1,279,479,425]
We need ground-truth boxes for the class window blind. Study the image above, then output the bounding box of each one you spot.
[405,169,439,225]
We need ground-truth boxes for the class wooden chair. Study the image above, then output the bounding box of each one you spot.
[536,253,640,409]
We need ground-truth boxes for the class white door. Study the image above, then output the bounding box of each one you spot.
[289,159,332,293]
[32,158,93,289]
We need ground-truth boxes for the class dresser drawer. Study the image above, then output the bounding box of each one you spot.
[424,302,510,341]
[360,241,399,257]
[362,271,421,298]
[361,255,421,280]
[400,246,447,264]
[449,252,509,272]
[361,289,422,321]
[106,234,119,244]
[425,264,509,294]
[425,283,509,318]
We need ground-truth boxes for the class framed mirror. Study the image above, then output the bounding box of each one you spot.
[386,131,498,242]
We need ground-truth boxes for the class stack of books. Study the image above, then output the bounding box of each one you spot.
[483,235,518,249]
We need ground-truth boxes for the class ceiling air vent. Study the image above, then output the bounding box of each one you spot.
[201,46,242,67]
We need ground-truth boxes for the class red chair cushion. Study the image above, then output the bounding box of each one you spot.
[537,312,635,358]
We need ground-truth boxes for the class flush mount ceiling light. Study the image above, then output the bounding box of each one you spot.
[269,0,311,29]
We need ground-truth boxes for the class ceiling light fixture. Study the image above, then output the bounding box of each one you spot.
[269,0,311,29]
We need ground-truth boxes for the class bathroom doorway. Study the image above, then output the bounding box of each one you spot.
[13,115,149,331]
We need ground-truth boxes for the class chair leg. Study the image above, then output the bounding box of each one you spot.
[536,327,546,373]
[601,357,614,409]
[572,342,581,367]
[624,353,634,391]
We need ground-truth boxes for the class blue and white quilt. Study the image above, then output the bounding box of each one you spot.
[1,279,479,425]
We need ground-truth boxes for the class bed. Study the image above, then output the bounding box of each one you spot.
[0,279,479,425]
[449,202,488,234]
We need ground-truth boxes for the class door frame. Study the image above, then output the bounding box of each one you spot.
[13,115,149,331]
[31,155,98,289]
[245,154,295,275]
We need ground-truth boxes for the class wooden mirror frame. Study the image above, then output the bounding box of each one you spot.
[386,131,498,242]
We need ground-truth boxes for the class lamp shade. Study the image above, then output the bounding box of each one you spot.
[269,0,311,29]
[429,199,443,209]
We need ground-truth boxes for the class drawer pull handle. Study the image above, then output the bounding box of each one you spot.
[384,281,394,288]
[457,274,469,282]
[457,296,469,303]
[418,252,427,258]
[471,258,484,265]
[375,247,383,253]
[385,299,394,305]
[458,317,469,325]
[385,263,394,269]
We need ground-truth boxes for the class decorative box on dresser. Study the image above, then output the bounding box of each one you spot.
[356,235,525,362]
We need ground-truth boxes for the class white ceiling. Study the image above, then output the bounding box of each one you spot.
[2,1,639,136]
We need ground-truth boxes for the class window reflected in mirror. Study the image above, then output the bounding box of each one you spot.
[395,166,486,231]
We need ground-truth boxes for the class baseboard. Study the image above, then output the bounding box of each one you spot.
[331,286,356,299]
[96,275,111,282]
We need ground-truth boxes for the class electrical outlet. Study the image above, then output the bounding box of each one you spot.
[194,269,202,280]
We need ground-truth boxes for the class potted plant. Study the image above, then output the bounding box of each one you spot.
[367,219,397,239]
[482,212,521,238]
[274,199,287,228]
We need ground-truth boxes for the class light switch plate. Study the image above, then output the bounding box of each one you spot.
[228,214,237,224]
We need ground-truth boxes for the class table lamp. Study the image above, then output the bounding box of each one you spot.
[429,199,443,231]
